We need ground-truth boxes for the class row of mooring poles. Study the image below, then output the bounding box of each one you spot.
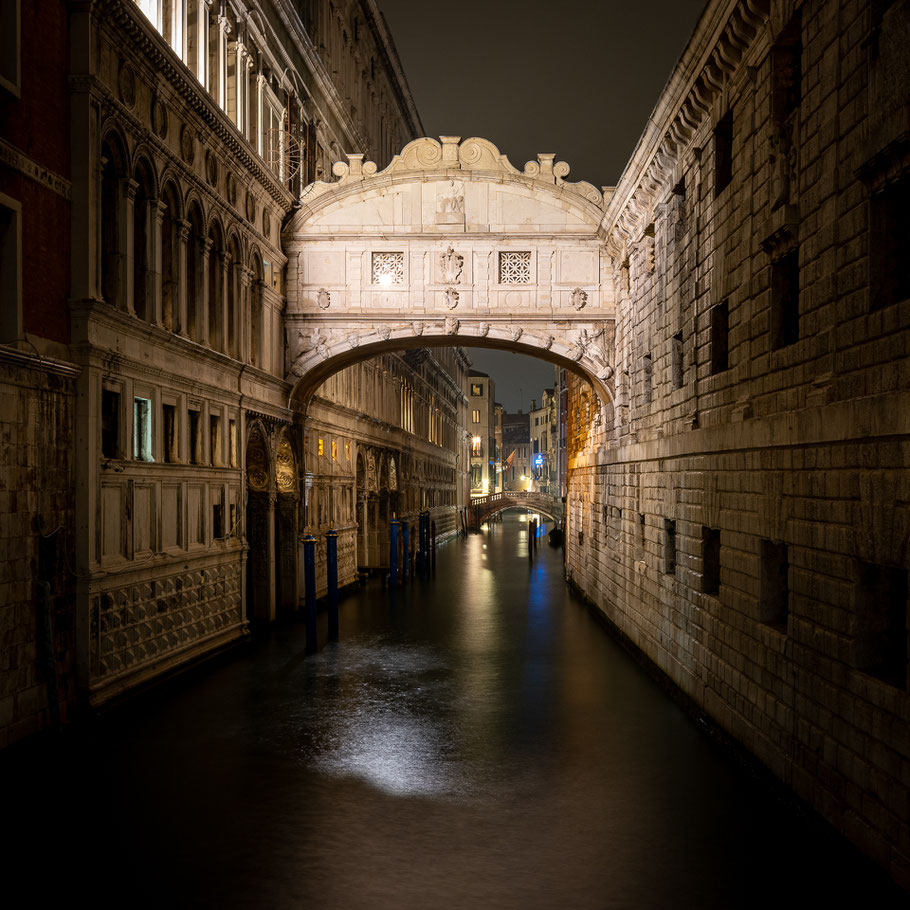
[528,515,538,562]
[302,531,341,652]
[388,511,436,586]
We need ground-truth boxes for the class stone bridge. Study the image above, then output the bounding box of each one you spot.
[470,491,564,528]
[283,135,616,414]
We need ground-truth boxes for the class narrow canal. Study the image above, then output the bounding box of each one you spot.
[3,513,906,908]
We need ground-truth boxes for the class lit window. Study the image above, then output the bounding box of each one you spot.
[331,440,337,460]
[472,409,480,423]
[210,414,222,466]
[317,437,324,456]
[471,383,483,396]
[229,419,238,467]
[471,436,482,456]
[345,440,351,460]
[133,397,153,462]
[372,252,404,286]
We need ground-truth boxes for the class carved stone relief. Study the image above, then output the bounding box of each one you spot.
[440,246,464,283]
[276,437,296,492]
[246,431,269,491]
[571,287,588,310]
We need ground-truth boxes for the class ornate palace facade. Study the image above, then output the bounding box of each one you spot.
[0,0,467,740]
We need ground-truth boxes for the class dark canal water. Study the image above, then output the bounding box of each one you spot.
[3,513,906,908]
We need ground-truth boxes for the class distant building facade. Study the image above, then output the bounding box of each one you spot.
[502,411,531,491]
[468,370,497,495]
[529,388,557,494]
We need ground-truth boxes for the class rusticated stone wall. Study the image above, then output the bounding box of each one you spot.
[90,557,243,700]
[566,0,910,889]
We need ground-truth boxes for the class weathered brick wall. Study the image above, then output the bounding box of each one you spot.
[567,0,910,889]
[0,353,77,748]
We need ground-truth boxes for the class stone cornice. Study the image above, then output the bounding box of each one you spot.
[95,0,294,211]
[602,0,770,252]
[0,344,81,379]
[289,136,607,234]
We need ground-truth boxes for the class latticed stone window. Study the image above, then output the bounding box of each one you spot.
[372,251,405,285]
[499,251,532,284]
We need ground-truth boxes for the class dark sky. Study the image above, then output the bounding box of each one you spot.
[377,0,706,412]
[378,0,706,189]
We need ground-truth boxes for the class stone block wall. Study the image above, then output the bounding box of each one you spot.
[0,352,77,748]
[566,0,910,888]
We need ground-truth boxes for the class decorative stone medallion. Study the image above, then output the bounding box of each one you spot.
[262,209,271,238]
[151,96,168,139]
[246,432,269,491]
[276,438,296,492]
[205,151,218,187]
[118,62,136,107]
[571,287,588,310]
[226,171,237,206]
[180,125,195,165]
[316,287,330,309]
[245,191,256,222]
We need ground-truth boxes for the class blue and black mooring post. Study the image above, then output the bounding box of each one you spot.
[431,519,437,572]
[402,520,410,581]
[303,534,317,651]
[389,516,399,586]
[326,529,339,640]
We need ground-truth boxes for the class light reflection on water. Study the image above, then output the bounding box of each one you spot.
[3,514,906,909]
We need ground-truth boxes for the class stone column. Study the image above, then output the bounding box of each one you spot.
[239,266,251,363]
[194,0,211,88]
[200,236,212,346]
[216,14,230,111]
[121,177,138,315]
[234,42,247,135]
[88,149,105,303]
[219,250,230,353]
[176,219,190,336]
[148,198,166,326]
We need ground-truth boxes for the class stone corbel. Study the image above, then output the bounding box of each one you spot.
[758,205,800,255]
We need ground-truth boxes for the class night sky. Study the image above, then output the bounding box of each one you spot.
[378,0,706,412]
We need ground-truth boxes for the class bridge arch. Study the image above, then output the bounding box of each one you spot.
[283,136,617,414]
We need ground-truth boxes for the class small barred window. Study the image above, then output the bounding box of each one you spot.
[372,251,405,285]
[499,251,531,284]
